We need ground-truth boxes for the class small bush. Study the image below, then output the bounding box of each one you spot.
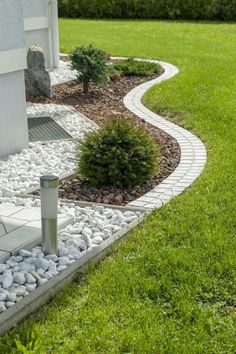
[77,118,158,187]
[58,0,236,21]
[70,44,108,93]
[113,59,162,77]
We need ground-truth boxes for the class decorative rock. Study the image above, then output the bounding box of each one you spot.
[19,262,36,272]
[25,273,36,284]
[103,210,114,219]
[124,211,137,218]
[36,268,45,277]
[2,188,13,198]
[6,302,15,308]
[57,265,67,272]
[113,225,121,232]
[92,236,103,245]
[25,44,52,98]
[2,273,13,289]
[15,286,26,296]
[13,272,26,285]
[19,249,33,258]
[44,271,54,280]
[0,292,6,301]
[82,227,92,239]
[34,258,49,271]
[67,247,82,260]
[25,283,37,293]
[58,246,69,257]
[93,232,105,240]
[6,260,17,268]
[65,239,79,248]
[45,254,58,262]
[0,264,6,274]
[8,255,23,263]
[0,302,6,312]
[16,296,24,302]
[59,232,71,242]
[6,292,16,302]
[77,240,87,251]
[48,261,57,274]
[58,257,70,267]
[38,278,48,286]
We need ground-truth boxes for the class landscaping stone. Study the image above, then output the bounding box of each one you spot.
[1,273,13,290]
[25,284,37,293]
[13,272,25,285]
[19,250,33,258]
[0,293,6,302]
[25,273,36,284]
[0,302,6,312]
[25,45,52,98]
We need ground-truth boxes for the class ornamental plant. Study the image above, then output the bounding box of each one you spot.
[70,44,108,93]
[113,58,162,77]
[77,117,158,187]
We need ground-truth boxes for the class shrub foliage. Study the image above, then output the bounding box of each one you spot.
[77,118,158,187]
[59,0,236,21]
[70,44,108,93]
[113,59,162,77]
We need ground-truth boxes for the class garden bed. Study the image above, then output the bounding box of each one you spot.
[28,66,180,205]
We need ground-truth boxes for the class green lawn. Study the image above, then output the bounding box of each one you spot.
[1,19,236,353]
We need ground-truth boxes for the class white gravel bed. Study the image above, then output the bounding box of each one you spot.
[0,205,140,313]
[49,60,77,86]
[0,104,96,197]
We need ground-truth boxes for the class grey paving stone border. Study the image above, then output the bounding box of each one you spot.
[112,57,207,210]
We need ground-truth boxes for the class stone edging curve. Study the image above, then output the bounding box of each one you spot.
[112,57,207,210]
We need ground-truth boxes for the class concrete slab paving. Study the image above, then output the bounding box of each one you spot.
[0,206,72,258]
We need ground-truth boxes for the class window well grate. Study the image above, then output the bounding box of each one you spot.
[28,117,73,142]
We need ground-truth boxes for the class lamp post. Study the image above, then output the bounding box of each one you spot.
[40,175,59,255]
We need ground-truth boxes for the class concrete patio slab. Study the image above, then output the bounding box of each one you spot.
[0,206,73,258]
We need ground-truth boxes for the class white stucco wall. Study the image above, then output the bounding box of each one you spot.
[0,0,28,158]
[22,0,47,18]
[22,0,59,70]
[0,1,25,51]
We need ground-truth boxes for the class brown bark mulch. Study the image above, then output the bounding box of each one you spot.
[28,71,180,206]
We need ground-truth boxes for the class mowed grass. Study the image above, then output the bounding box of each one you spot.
[1,20,236,353]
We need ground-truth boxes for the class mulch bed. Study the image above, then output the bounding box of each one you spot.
[28,65,181,206]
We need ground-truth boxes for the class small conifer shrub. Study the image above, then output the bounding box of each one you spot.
[70,44,108,93]
[77,118,158,187]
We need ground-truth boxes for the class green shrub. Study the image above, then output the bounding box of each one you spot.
[113,59,162,77]
[70,44,108,93]
[77,118,158,187]
[58,0,236,21]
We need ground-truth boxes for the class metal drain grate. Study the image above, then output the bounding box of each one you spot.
[28,117,73,142]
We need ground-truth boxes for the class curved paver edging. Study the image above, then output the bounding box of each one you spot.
[112,57,207,210]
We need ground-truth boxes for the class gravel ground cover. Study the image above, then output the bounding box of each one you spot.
[0,200,140,313]
[0,103,96,198]
[49,60,77,86]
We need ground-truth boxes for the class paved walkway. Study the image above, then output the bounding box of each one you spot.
[0,204,71,262]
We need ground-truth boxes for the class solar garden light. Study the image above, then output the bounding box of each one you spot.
[40,175,59,255]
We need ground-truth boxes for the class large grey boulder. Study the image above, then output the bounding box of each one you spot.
[25,44,52,98]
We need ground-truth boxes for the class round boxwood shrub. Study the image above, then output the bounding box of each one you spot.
[77,118,158,187]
